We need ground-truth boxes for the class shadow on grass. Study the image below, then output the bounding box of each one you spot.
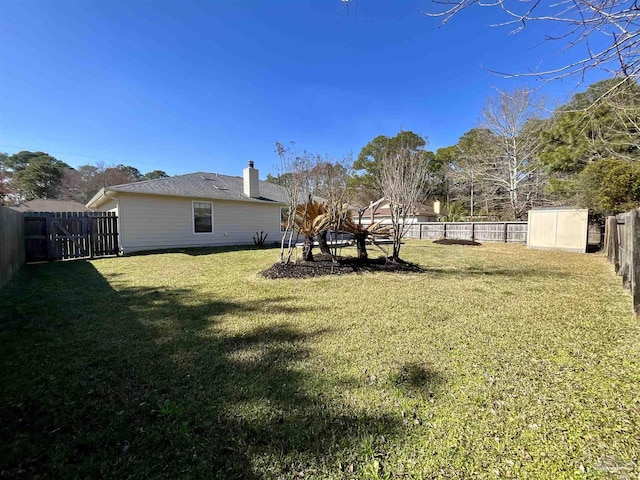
[0,261,415,478]
[125,243,280,257]
[390,362,444,396]
[419,265,570,279]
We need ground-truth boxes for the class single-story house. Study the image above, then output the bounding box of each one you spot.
[86,162,289,254]
[355,200,443,225]
[12,199,91,212]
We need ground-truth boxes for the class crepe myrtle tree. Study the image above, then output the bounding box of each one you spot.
[275,141,319,263]
[308,158,352,257]
[375,131,435,261]
[275,141,354,262]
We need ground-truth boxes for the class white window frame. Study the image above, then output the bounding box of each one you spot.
[192,201,214,234]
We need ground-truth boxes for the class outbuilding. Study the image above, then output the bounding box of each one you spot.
[527,207,597,253]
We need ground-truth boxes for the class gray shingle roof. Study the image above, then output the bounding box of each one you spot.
[105,172,289,204]
[13,199,91,212]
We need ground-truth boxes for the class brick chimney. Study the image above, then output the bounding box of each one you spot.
[243,161,259,198]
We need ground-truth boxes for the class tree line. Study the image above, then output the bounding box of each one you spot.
[271,77,640,263]
[292,77,640,223]
[3,76,638,261]
[0,151,168,206]
[433,78,640,219]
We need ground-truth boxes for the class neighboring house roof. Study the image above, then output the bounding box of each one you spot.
[12,199,91,212]
[86,172,290,209]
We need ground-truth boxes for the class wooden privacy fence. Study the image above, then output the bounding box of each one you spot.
[605,210,640,314]
[404,222,528,243]
[0,207,26,288]
[24,211,119,262]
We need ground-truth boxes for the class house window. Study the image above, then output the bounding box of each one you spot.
[280,207,289,232]
[193,202,213,233]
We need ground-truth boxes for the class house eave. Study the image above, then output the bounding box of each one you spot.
[98,188,289,205]
[86,188,107,209]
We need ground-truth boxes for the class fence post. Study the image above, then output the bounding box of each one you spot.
[622,213,632,288]
[503,222,508,243]
[632,210,640,315]
[419,223,423,240]
[605,216,611,257]
[616,214,623,275]
[471,222,475,242]
[605,216,619,270]
[443,222,447,239]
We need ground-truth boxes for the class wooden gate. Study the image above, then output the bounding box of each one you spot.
[24,212,119,262]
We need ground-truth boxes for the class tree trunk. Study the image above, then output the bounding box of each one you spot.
[317,231,331,255]
[391,237,401,262]
[302,236,314,262]
[354,234,368,260]
[470,171,475,220]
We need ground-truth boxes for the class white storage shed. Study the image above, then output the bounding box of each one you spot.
[527,208,590,253]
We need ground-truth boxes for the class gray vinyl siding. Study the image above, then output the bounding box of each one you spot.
[116,193,282,253]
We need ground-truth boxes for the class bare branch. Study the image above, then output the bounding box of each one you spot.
[425,0,640,88]
[378,135,434,259]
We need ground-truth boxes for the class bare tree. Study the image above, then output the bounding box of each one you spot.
[275,143,355,262]
[427,0,640,86]
[60,163,138,204]
[479,88,547,220]
[378,135,434,261]
[309,158,353,256]
[275,142,315,264]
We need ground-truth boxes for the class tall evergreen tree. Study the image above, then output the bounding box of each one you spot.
[5,151,70,201]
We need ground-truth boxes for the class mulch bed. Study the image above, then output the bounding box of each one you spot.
[433,238,482,246]
[261,254,424,279]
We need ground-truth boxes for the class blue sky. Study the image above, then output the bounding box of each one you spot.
[1,1,608,178]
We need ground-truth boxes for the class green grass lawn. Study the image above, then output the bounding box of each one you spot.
[1,241,639,479]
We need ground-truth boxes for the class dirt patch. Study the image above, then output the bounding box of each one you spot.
[433,238,482,246]
[261,255,424,279]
